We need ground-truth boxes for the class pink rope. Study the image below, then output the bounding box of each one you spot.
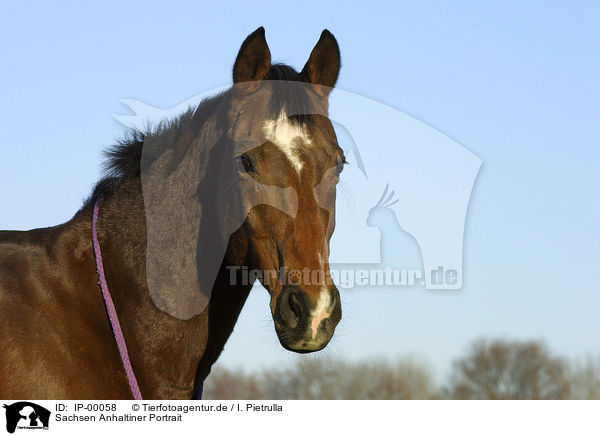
[92,202,143,400]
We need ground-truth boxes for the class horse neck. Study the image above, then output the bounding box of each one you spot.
[90,176,252,398]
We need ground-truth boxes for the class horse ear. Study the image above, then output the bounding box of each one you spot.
[233,27,271,85]
[300,30,341,96]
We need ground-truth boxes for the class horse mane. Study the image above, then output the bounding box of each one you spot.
[266,64,316,126]
[83,63,316,208]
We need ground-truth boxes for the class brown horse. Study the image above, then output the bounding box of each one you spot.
[0,28,344,399]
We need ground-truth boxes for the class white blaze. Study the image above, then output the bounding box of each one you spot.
[263,112,311,172]
[310,289,332,339]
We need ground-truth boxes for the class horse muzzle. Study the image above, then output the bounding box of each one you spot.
[273,285,341,353]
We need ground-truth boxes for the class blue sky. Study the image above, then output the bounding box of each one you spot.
[1,1,598,382]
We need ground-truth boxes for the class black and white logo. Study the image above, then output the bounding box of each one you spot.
[3,402,50,434]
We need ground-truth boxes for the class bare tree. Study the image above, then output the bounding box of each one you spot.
[204,358,436,400]
[205,340,600,400]
[203,367,265,400]
[446,338,570,399]
[569,356,600,400]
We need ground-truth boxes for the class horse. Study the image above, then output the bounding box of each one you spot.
[0,27,344,399]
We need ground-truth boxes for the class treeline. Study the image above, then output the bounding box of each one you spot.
[203,338,600,400]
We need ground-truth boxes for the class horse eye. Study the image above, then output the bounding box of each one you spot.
[237,154,255,173]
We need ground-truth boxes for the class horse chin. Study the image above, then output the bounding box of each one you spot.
[282,345,323,354]
[274,325,334,354]
[277,337,329,354]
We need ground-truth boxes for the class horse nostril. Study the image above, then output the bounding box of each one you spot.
[278,286,307,330]
[289,292,302,320]
[330,291,338,308]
